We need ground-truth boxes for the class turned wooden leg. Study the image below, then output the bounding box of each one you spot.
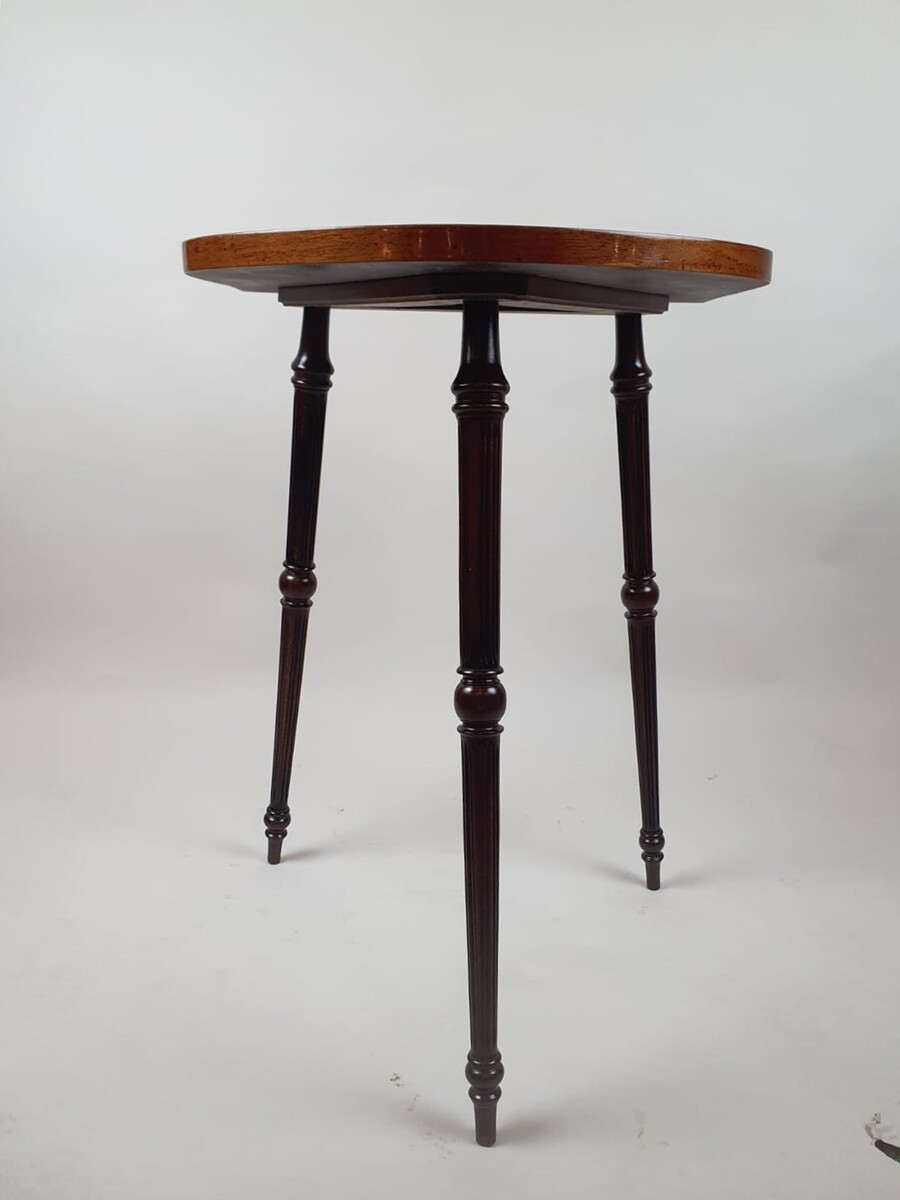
[451,301,508,1147]
[610,313,665,891]
[264,307,333,864]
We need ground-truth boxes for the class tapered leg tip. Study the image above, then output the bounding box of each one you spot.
[645,859,661,890]
[473,1106,497,1147]
[264,806,290,864]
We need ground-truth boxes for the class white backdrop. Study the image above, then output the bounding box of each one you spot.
[2,2,900,1198]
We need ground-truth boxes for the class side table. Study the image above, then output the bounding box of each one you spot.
[182,224,772,1146]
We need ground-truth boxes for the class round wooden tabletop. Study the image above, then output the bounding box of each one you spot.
[182,224,772,311]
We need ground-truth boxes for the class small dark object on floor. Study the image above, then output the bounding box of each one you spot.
[874,1139,900,1165]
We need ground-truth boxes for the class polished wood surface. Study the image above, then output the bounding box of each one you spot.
[184,220,772,1147]
[264,308,333,864]
[452,301,508,1147]
[183,224,772,307]
[611,315,665,890]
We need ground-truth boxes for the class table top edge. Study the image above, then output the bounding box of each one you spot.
[182,223,773,284]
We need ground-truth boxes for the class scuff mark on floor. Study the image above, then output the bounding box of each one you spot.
[421,1130,453,1159]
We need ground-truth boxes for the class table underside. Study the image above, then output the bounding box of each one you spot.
[186,261,772,314]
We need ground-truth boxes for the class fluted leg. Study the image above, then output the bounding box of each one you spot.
[610,313,665,890]
[265,307,333,864]
[452,301,508,1147]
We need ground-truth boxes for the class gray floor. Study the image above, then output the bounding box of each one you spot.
[2,671,898,1199]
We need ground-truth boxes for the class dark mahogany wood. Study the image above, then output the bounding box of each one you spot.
[264,307,333,864]
[184,222,773,1148]
[452,300,509,1147]
[278,271,668,315]
[610,313,665,890]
